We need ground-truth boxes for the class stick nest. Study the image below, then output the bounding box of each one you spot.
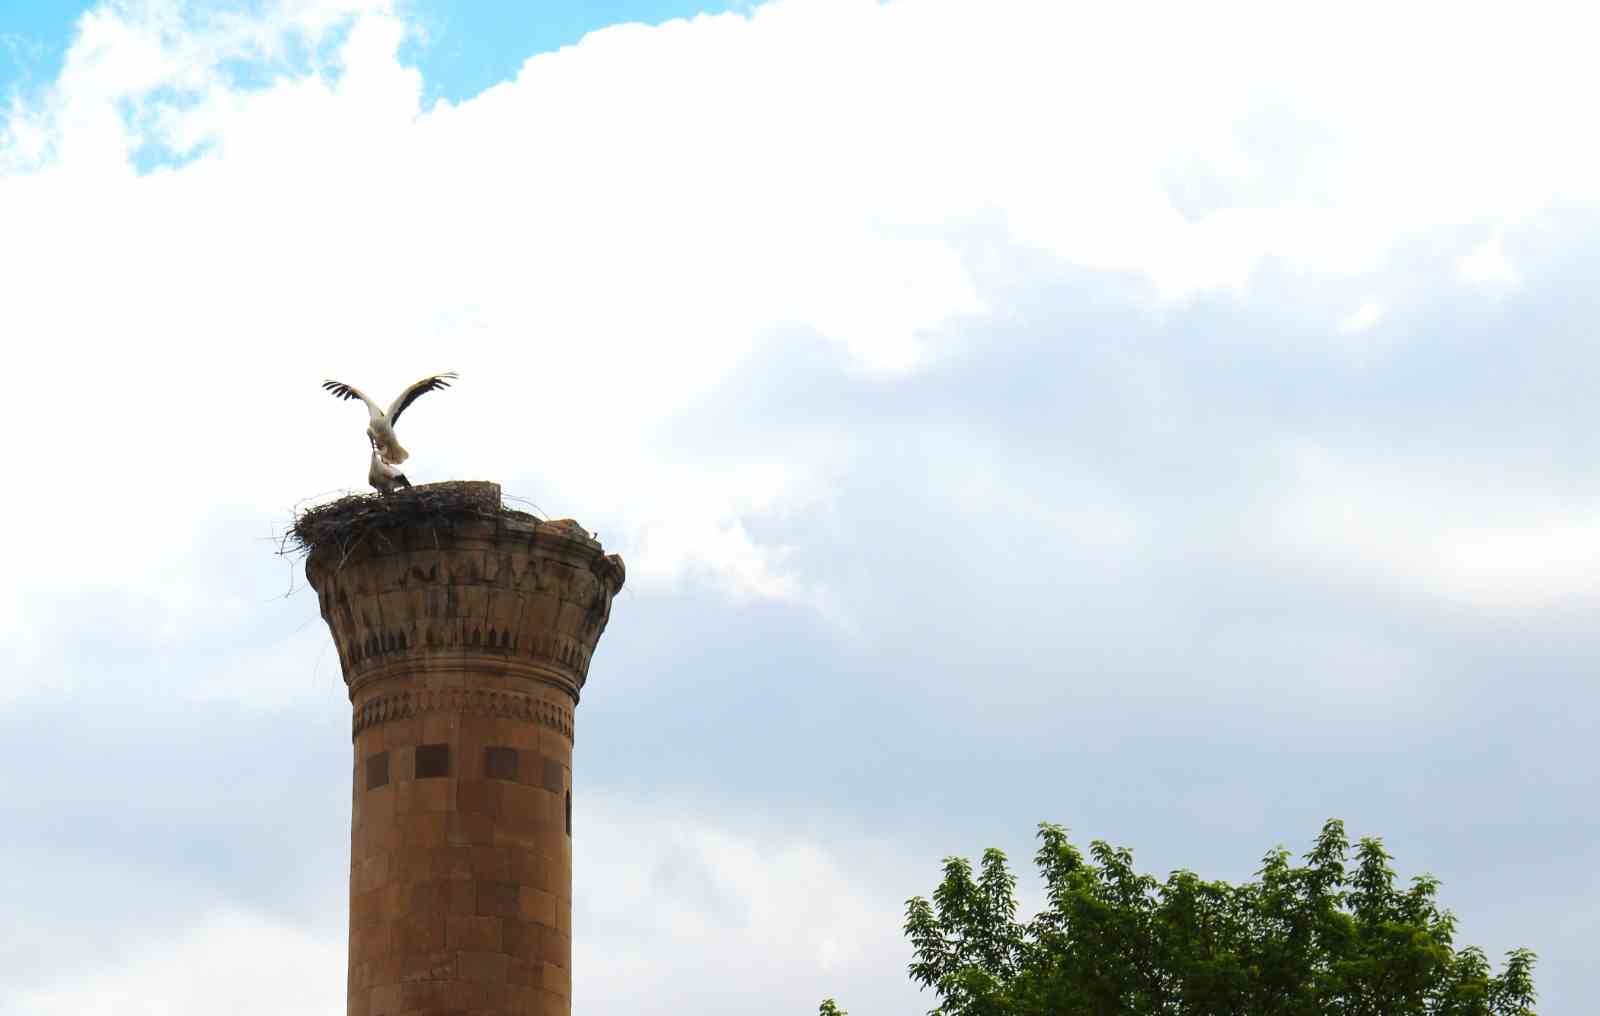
[286,481,534,559]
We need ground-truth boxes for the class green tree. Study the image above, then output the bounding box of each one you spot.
[818,1000,848,1016]
[900,819,1536,1016]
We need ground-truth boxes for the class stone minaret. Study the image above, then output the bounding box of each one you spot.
[302,482,625,1016]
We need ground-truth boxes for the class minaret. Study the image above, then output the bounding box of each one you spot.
[300,481,625,1016]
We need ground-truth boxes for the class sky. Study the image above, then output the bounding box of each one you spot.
[0,0,1597,1013]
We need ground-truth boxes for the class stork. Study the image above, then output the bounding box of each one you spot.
[321,372,457,465]
[368,448,412,495]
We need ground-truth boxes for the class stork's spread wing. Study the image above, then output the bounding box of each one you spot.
[386,372,458,425]
[321,380,380,414]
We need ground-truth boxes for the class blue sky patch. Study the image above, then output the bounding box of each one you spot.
[0,1,734,104]
[405,0,734,105]
[0,4,77,94]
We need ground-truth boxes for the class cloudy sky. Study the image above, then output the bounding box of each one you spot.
[2,0,1597,1012]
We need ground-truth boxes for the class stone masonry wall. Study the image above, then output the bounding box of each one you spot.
[307,487,624,1016]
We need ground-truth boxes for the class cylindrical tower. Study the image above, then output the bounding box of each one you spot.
[301,482,625,1016]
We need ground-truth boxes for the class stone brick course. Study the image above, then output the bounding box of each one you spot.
[308,485,623,1016]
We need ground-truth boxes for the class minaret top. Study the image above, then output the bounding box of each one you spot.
[295,481,625,704]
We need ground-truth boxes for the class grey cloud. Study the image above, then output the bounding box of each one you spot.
[6,147,1600,1016]
[567,209,1600,1009]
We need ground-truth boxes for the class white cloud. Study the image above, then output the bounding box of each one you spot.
[626,462,807,600]
[574,792,916,1013]
[1329,299,1395,368]
[1273,444,1600,613]
[1339,301,1385,334]
[2,5,1600,1010]
[1457,233,1521,287]
[0,0,1595,651]
[11,909,343,1016]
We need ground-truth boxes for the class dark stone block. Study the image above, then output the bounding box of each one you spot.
[416,743,450,779]
[486,746,518,782]
[366,752,389,790]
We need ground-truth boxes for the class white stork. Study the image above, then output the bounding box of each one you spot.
[321,372,457,465]
[368,448,412,494]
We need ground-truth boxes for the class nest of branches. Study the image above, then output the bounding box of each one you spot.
[286,481,536,560]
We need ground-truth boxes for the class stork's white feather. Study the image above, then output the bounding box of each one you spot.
[368,449,412,494]
[322,372,457,466]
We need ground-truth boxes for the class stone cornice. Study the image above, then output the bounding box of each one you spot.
[352,683,575,744]
[341,632,594,700]
[301,484,625,703]
[344,654,581,702]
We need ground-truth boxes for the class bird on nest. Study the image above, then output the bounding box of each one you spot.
[321,371,456,492]
[368,448,412,494]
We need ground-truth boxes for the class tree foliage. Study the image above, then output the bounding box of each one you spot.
[896,819,1535,1016]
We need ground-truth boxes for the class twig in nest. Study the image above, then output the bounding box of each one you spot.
[282,482,537,562]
